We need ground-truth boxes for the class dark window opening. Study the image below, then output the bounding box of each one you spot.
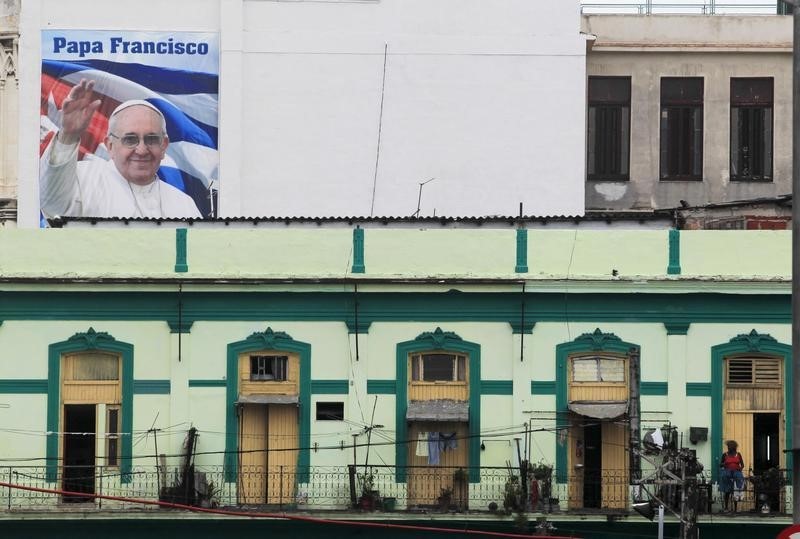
[316,401,344,421]
[107,408,119,467]
[731,78,773,181]
[250,355,288,381]
[588,77,631,181]
[411,353,467,382]
[660,77,704,180]
[582,422,602,509]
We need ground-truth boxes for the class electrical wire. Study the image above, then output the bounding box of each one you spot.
[0,480,581,539]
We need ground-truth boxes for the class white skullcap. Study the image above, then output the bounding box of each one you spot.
[110,99,165,120]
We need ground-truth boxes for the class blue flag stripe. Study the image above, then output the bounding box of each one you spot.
[42,59,218,95]
[148,98,218,148]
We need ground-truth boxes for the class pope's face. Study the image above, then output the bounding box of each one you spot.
[105,106,168,185]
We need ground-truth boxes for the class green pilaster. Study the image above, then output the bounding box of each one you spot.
[175,228,188,273]
[352,227,365,274]
[515,228,528,273]
[667,229,681,275]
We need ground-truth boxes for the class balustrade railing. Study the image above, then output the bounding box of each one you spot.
[0,464,790,515]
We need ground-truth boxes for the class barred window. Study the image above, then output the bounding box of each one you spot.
[588,77,631,181]
[730,78,773,181]
[249,355,288,381]
[660,77,704,180]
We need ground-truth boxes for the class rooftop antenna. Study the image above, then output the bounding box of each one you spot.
[412,177,436,217]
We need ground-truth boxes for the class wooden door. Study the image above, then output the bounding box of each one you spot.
[601,420,628,509]
[265,404,298,504]
[239,404,268,504]
[406,422,469,507]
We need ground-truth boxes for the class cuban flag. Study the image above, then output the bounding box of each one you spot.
[40,30,219,219]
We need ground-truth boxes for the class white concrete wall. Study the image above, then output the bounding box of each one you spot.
[17,0,587,226]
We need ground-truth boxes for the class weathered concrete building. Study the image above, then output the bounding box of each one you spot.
[583,11,794,228]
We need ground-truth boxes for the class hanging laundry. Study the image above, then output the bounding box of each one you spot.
[439,432,457,451]
[416,432,429,457]
[427,432,441,465]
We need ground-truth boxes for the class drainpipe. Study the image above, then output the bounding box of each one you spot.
[629,347,642,485]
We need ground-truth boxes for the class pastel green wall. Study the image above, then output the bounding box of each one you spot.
[681,231,790,277]
[365,229,516,276]
[0,228,792,494]
[188,229,354,277]
[0,230,175,277]
[0,229,789,280]
[529,230,669,277]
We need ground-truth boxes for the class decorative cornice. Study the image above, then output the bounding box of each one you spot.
[414,327,462,348]
[167,320,194,334]
[509,321,535,335]
[728,329,778,352]
[245,327,294,349]
[664,322,690,335]
[345,320,371,334]
[67,327,117,350]
[572,328,623,351]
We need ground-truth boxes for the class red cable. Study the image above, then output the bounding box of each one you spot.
[0,480,580,538]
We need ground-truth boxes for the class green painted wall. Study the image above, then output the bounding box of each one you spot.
[0,228,792,509]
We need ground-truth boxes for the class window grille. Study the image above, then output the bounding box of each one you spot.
[660,77,704,180]
[727,357,781,385]
[250,355,289,381]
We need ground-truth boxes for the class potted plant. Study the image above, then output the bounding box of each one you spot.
[531,462,553,481]
[503,473,523,513]
[437,487,453,512]
[358,473,380,511]
[197,480,221,508]
[749,468,786,514]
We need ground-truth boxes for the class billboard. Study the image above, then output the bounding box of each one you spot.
[39,30,219,223]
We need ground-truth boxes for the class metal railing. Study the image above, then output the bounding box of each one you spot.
[581,2,783,15]
[0,464,790,515]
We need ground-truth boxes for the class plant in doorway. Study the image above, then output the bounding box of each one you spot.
[748,467,786,514]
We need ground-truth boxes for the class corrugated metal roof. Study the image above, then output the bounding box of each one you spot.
[49,210,672,227]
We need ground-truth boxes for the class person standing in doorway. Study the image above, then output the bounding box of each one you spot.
[719,439,745,513]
